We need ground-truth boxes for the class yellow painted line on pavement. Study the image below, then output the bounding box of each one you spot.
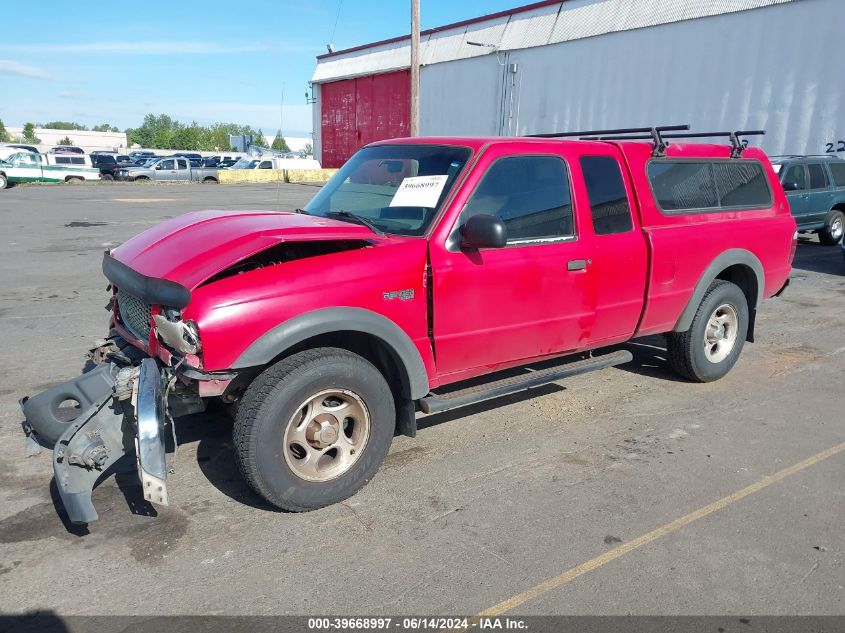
[479,441,845,616]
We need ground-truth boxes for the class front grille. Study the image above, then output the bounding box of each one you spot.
[116,289,152,340]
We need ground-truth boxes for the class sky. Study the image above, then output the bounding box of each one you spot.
[0,0,522,138]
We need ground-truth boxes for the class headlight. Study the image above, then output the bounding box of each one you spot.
[152,315,202,355]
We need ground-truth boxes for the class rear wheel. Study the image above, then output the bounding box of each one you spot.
[818,210,844,245]
[234,348,395,511]
[0,174,7,190]
[101,173,114,181]
[202,177,217,183]
[65,176,84,185]
[667,280,749,382]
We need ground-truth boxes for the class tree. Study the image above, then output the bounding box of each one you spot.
[57,136,74,146]
[0,118,8,143]
[252,130,268,148]
[92,123,119,133]
[39,121,88,130]
[271,131,290,151]
[302,142,313,157]
[22,123,40,144]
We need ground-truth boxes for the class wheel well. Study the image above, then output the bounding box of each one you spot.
[832,203,845,214]
[278,331,410,398]
[715,264,758,341]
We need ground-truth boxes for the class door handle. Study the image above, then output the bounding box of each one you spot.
[567,259,588,271]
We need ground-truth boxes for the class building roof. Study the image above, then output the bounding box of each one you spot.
[313,0,795,84]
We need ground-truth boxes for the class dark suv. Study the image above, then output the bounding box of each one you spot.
[771,155,845,245]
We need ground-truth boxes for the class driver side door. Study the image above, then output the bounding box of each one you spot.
[429,146,596,383]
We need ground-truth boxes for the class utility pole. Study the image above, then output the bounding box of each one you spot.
[410,0,420,136]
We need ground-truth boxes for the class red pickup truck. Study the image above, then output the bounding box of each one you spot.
[21,126,796,524]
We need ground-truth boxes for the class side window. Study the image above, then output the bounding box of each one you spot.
[580,156,633,235]
[807,163,829,189]
[71,157,84,165]
[56,156,70,164]
[463,155,574,242]
[648,160,771,212]
[159,159,175,170]
[783,165,806,190]
[647,162,718,211]
[177,159,188,169]
[828,162,845,187]
[713,162,770,207]
[258,161,273,169]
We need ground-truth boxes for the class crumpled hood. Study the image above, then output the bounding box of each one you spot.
[111,210,378,289]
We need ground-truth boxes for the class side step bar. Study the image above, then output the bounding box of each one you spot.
[418,350,633,414]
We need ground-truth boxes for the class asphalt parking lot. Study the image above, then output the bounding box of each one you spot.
[0,183,843,616]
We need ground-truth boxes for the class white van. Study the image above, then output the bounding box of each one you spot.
[231,155,321,170]
[0,151,100,189]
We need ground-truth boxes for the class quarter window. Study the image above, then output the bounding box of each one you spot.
[828,162,845,187]
[807,163,829,189]
[647,160,771,213]
[580,156,633,234]
[463,155,574,242]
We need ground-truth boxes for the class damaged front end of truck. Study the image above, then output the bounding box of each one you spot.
[20,253,209,525]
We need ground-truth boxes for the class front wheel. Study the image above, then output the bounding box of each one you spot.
[818,210,844,246]
[234,348,395,511]
[667,280,749,382]
[0,174,7,190]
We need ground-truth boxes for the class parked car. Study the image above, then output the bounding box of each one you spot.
[0,151,99,189]
[51,146,85,155]
[116,154,134,165]
[128,151,157,162]
[770,155,845,244]
[173,152,202,160]
[230,155,321,170]
[91,154,123,180]
[19,128,796,523]
[116,156,218,182]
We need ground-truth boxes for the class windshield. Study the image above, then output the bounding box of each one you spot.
[304,144,472,236]
[231,158,258,170]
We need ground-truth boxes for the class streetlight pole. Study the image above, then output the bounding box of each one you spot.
[410,0,420,136]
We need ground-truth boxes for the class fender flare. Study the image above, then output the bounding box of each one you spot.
[673,248,765,333]
[231,307,430,400]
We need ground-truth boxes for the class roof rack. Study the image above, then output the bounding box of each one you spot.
[769,154,842,160]
[526,125,689,157]
[578,129,766,158]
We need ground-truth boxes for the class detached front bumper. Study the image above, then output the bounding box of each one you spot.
[20,358,169,524]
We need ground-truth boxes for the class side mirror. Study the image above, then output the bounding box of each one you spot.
[460,214,507,249]
[782,181,800,192]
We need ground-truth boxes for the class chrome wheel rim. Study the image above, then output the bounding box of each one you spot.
[831,217,843,240]
[283,389,370,482]
[704,303,739,363]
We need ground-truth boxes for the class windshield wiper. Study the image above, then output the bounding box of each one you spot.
[326,210,386,236]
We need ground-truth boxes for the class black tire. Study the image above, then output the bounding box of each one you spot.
[0,173,7,190]
[234,347,395,511]
[135,176,149,182]
[65,176,84,185]
[818,210,844,246]
[202,177,218,183]
[666,280,749,382]
[101,173,114,181]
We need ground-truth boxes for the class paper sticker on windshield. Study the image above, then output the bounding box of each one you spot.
[389,175,449,208]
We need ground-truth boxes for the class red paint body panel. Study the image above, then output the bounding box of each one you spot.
[107,136,796,396]
[320,70,410,168]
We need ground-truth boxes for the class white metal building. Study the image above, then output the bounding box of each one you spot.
[311,0,844,166]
